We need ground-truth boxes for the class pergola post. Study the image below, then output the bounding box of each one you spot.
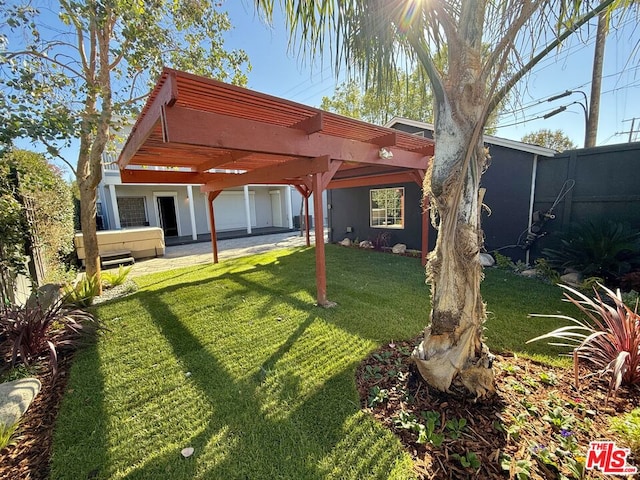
[304,194,311,247]
[207,191,221,264]
[311,172,327,306]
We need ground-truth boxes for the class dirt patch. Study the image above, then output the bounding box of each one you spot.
[357,337,639,479]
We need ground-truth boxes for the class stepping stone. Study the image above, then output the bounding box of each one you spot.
[0,378,41,427]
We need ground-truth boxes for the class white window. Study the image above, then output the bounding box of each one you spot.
[118,197,148,227]
[370,187,404,229]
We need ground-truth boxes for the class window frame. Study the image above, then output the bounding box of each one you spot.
[369,187,405,229]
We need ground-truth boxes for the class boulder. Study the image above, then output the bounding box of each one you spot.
[521,269,538,278]
[560,272,583,286]
[391,243,407,254]
[339,238,352,247]
[479,253,495,267]
[0,378,41,427]
[359,240,373,249]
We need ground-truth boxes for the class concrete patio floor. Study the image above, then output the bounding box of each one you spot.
[125,229,327,278]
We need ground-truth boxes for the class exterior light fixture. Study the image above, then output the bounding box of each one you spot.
[379,148,393,160]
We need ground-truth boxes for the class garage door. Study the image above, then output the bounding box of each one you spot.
[213,191,257,231]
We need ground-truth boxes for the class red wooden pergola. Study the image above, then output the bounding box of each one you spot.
[117,68,435,306]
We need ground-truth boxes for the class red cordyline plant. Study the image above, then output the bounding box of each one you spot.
[528,284,640,397]
[0,294,103,378]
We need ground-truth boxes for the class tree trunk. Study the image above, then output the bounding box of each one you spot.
[78,174,101,293]
[585,12,606,148]
[411,97,495,397]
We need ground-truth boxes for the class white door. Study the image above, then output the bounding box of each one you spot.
[270,190,282,227]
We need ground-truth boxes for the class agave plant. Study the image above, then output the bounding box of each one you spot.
[542,221,640,283]
[0,294,103,377]
[528,284,640,397]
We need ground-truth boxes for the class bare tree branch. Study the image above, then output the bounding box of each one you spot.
[4,49,85,79]
[481,0,542,82]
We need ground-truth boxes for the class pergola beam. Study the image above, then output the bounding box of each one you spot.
[119,72,178,169]
[119,169,206,184]
[291,112,324,134]
[163,106,429,169]
[370,132,397,147]
[200,155,330,192]
[321,160,343,191]
[196,150,252,173]
[327,171,418,190]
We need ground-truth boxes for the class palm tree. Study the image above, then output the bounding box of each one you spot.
[255,0,619,396]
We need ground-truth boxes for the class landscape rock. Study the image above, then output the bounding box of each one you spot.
[339,238,352,247]
[563,267,581,275]
[359,240,373,249]
[560,272,583,286]
[521,269,538,278]
[479,253,495,267]
[0,378,41,427]
[391,243,406,254]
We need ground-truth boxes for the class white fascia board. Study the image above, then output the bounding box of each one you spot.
[385,116,557,157]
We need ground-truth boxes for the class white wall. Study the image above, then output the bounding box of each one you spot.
[102,182,327,236]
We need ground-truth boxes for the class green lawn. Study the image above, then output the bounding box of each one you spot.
[51,246,576,479]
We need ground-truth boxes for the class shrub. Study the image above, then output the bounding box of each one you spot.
[542,221,640,283]
[528,284,640,397]
[493,252,528,273]
[0,293,103,376]
[621,290,640,309]
[534,258,560,283]
[62,274,100,307]
[102,265,132,288]
[610,408,640,457]
[0,150,75,289]
[493,252,515,270]
[372,232,391,250]
[620,271,640,292]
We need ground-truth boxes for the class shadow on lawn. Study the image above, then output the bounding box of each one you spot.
[50,338,109,478]
[51,246,429,479]
[125,290,406,479]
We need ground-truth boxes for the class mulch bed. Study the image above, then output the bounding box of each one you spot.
[0,354,72,480]
[357,336,640,479]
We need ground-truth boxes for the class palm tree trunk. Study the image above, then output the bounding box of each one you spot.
[412,101,495,397]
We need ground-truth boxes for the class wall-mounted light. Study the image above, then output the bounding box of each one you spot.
[379,148,393,160]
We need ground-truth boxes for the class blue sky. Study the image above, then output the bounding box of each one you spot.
[223,2,640,148]
[10,1,640,171]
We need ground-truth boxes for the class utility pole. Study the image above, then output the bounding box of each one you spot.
[622,118,639,142]
[586,12,607,148]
